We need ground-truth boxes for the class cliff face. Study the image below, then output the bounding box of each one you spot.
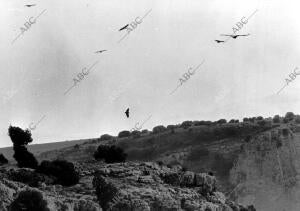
[229,125,300,211]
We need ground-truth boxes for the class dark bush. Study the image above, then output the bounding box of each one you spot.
[273,115,280,123]
[256,116,263,121]
[8,125,38,169]
[283,118,289,123]
[166,125,176,130]
[217,119,227,124]
[229,119,235,123]
[285,112,295,120]
[94,145,127,163]
[0,154,8,165]
[118,130,131,138]
[194,121,213,126]
[37,160,79,186]
[257,120,267,127]
[180,121,193,129]
[243,118,249,122]
[100,134,113,141]
[152,125,167,134]
[141,129,149,134]
[131,130,141,138]
[245,135,251,142]
[9,190,50,211]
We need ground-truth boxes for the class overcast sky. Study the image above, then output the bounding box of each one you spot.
[0,0,300,148]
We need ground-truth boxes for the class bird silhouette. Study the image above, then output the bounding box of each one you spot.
[119,24,129,31]
[125,108,129,118]
[25,4,36,7]
[95,50,107,54]
[215,40,225,43]
[220,33,250,39]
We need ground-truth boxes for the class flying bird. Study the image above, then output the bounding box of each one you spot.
[95,50,107,54]
[119,24,129,31]
[25,4,36,7]
[220,34,250,39]
[125,108,130,118]
[215,40,225,43]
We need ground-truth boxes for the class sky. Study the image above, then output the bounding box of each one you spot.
[0,0,300,148]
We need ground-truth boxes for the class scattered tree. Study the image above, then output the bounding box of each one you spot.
[8,125,38,169]
[131,130,141,138]
[94,145,127,163]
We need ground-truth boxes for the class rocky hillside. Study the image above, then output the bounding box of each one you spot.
[34,118,300,210]
[0,161,254,211]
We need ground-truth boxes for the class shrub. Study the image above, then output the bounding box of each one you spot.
[94,145,127,163]
[243,118,249,122]
[229,119,235,123]
[166,125,176,130]
[37,160,79,186]
[181,121,193,129]
[217,119,227,124]
[141,129,149,134]
[152,125,167,134]
[256,116,263,121]
[9,190,50,211]
[273,115,280,123]
[0,154,8,165]
[131,130,141,138]
[283,118,289,123]
[100,134,113,141]
[245,135,251,142]
[8,125,38,169]
[118,130,131,138]
[285,112,295,120]
[257,120,267,127]
[194,121,212,126]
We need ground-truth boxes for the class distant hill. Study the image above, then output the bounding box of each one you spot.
[0,138,94,161]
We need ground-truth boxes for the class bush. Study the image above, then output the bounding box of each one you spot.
[118,130,131,138]
[152,125,167,134]
[100,134,113,141]
[243,118,249,122]
[217,119,227,124]
[141,129,149,134]
[180,121,193,129]
[285,112,295,120]
[94,145,127,163]
[194,121,213,126]
[131,130,141,138]
[273,115,280,123]
[37,160,79,186]
[256,116,263,121]
[0,154,8,165]
[229,119,235,123]
[8,125,38,169]
[166,125,176,130]
[257,120,267,127]
[9,190,50,211]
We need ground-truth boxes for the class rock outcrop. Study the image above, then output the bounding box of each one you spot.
[92,162,255,210]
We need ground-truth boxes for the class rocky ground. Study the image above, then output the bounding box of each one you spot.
[0,161,255,211]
